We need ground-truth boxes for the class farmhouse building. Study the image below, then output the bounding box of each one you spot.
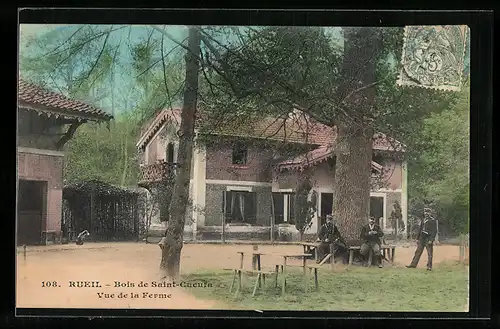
[137,108,407,241]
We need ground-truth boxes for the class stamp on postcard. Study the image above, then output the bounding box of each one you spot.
[397,25,469,91]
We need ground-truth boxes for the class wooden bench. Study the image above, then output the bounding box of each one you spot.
[347,245,396,266]
[224,268,277,297]
[306,254,333,291]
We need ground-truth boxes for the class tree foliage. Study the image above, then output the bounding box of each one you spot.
[199,26,464,238]
[293,178,317,240]
[63,117,139,187]
[407,81,470,235]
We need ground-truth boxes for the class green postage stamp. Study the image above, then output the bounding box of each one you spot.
[397,25,469,91]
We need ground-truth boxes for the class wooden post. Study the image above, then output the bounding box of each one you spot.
[329,243,335,266]
[23,245,27,261]
[270,215,275,243]
[252,273,260,297]
[435,220,440,244]
[302,255,308,293]
[239,252,244,269]
[395,213,399,242]
[459,234,465,262]
[252,245,258,270]
[234,270,242,298]
[281,256,287,296]
[221,213,226,244]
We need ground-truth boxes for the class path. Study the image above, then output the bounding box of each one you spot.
[17,242,465,309]
[16,245,218,309]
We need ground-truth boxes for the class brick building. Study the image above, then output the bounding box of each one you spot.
[137,108,407,241]
[17,80,112,245]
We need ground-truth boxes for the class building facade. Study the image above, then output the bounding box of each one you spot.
[17,80,112,245]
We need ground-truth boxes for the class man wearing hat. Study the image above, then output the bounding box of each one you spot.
[316,214,346,263]
[359,216,384,267]
[406,207,438,270]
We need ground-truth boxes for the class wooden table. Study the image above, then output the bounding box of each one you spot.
[237,251,312,294]
[298,242,320,261]
[237,251,267,287]
[278,253,312,295]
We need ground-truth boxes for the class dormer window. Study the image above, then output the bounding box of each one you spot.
[232,141,248,165]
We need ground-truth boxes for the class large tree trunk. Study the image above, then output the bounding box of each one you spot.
[160,27,201,279]
[333,27,381,242]
[333,123,373,241]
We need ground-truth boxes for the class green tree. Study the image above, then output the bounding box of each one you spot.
[293,178,317,241]
[407,81,470,236]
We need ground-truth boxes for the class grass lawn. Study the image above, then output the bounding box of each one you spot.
[183,261,468,312]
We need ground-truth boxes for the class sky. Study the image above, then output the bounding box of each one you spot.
[19,24,191,115]
[18,24,344,115]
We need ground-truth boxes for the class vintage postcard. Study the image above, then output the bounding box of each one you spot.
[17,23,470,312]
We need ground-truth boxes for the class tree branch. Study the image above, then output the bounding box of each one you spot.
[55,121,84,149]
[76,27,112,88]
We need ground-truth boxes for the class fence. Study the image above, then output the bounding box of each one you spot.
[62,180,146,242]
[190,212,317,243]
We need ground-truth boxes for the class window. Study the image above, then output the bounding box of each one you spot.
[372,154,384,164]
[372,154,384,175]
[166,143,175,163]
[223,191,256,224]
[272,192,295,224]
[232,141,248,165]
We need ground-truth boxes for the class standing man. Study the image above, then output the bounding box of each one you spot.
[406,207,438,270]
[360,216,384,268]
[390,201,405,235]
[316,215,346,263]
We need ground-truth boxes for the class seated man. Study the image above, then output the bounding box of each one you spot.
[316,215,348,263]
[359,217,384,268]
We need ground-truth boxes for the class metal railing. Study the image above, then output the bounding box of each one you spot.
[138,161,177,185]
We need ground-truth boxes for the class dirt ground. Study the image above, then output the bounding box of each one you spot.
[16,242,466,310]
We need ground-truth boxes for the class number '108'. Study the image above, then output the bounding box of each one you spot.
[41,281,58,287]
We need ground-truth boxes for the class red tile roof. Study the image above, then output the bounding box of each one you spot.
[18,79,113,121]
[277,145,385,172]
[136,108,405,156]
[137,108,335,149]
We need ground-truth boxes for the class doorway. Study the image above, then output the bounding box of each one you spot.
[319,192,333,229]
[370,196,384,227]
[17,180,47,245]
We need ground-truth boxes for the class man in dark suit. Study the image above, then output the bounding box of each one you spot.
[360,216,384,268]
[316,215,347,263]
[407,207,438,270]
